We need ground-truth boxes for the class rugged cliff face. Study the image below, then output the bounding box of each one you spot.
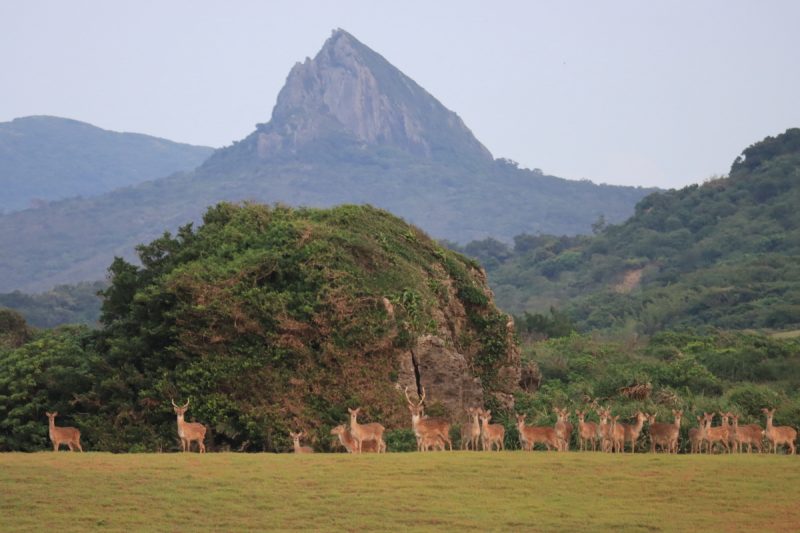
[251,29,492,162]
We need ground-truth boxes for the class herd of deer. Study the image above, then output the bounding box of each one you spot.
[44,394,797,456]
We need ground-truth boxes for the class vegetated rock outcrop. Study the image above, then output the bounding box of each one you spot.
[91,202,520,451]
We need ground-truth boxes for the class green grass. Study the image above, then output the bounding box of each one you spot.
[1,452,798,532]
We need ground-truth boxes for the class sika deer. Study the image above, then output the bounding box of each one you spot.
[348,407,386,453]
[623,411,648,453]
[404,387,452,451]
[515,413,560,451]
[609,415,624,453]
[171,399,207,453]
[460,408,481,451]
[479,409,505,451]
[554,407,573,451]
[289,431,314,453]
[730,415,763,454]
[330,425,378,453]
[554,408,570,451]
[647,410,682,453]
[575,410,597,452]
[762,408,797,455]
[45,412,82,452]
[688,415,708,454]
[705,412,731,454]
[596,408,614,453]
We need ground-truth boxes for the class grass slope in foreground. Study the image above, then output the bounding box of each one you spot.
[2,452,798,531]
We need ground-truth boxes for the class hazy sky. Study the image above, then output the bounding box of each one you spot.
[2,1,798,188]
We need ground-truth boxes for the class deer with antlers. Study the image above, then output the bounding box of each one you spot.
[330,425,378,453]
[730,414,763,454]
[515,413,561,451]
[647,410,682,453]
[45,412,83,452]
[403,387,452,451]
[575,410,598,451]
[171,399,207,453]
[348,407,386,453]
[762,408,797,455]
[461,407,481,451]
[478,409,505,451]
[289,431,314,453]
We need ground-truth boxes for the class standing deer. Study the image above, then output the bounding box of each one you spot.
[554,407,572,451]
[460,408,481,451]
[348,407,386,453]
[705,412,731,454]
[609,415,624,453]
[596,408,614,452]
[647,410,682,453]
[762,408,797,455]
[289,431,314,453]
[171,399,207,453]
[45,412,82,452]
[688,414,708,454]
[479,409,505,451]
[730,415,763,454]
[515,413,561,451]
[575,410,598,451]
[403,387,452,451]
[623,411,648,453]
[330,425,378,453]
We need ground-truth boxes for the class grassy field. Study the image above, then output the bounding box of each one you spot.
[1,452,799,532]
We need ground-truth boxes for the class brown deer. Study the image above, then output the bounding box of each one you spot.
[622,411,648,453]
[479,409,505,451]
[330,425,378,453]
[705,412,731,454]
[554,407,572,451]
[730,415,763,454]
[403,387,452,451]
[460,407,481,451]
[609,415,624,453]
[762,408,797,455]
[171,399,207,453]
[289,431,314,453]
[688,415,708,454]
[45,412,82,452]
[596,408,614,452]
[515,413,561,451]
[575,410,598,451]
[647,410,682,453]
[348,407,386,453]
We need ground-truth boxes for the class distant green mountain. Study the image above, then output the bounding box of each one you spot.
[0,281,105,329]
[0,29,652,293]
[0,116,213,213]
[477,129,800,333]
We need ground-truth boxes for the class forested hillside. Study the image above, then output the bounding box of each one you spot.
[0,116,213,213]
[466,129,800,333]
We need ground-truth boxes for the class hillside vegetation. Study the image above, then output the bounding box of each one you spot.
[471,129,800,333]
[2,453,798,532]
[0,116,213,213]
[0,203,517,452]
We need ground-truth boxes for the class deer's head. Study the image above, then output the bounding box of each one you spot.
[171,398,190,416]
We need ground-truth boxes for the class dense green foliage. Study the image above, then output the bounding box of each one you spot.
[0,116,213,214]
[468,129,800,333]
[0,203,513,452]
[0,281,105,328]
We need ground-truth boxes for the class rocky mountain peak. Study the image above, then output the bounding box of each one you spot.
[252,29,492,163]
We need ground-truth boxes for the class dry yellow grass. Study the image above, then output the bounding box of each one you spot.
[1,451,799,531]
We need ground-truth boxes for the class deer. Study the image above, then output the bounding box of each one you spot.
[460,407,481,451]
[330,425,378,453]
[45,412,82,452]
[171,399,207,453]
[289,431,314,453]
[554,407,572,451]
[348,407,386,453]
[730,414,763,454]
[575,410,597,451]
[762,408,797,455]
[647,410,682,453]
[688,414,708,454]
[705,412,731,454]
[596,408,615,452]
[515,413,561,451]
[622,411,648,453]
[403,387,452,451]
[609,415,625,453]
[478,409,505,451]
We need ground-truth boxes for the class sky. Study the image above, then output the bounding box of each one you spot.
[2,1,799,188]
